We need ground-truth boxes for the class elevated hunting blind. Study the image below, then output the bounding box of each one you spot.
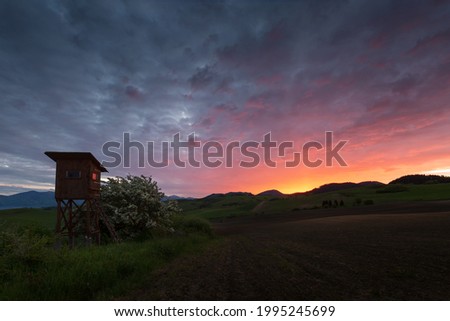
[45,151,118,246]
[45,151,106,199]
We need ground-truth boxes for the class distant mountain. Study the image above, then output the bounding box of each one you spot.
[0,191,56,210]
[305,181,384,195]
[257,189,285,197]
[389,174,450,185]
[203,192,254,200]
[162,195,196,201]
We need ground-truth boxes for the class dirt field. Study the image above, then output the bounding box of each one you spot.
[126,201,450,300]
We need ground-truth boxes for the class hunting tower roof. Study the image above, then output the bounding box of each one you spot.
[44,151,108,172]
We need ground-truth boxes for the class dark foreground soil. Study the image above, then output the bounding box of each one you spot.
[125,201,450,300]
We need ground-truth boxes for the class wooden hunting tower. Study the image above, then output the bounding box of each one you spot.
[45,151,118,246]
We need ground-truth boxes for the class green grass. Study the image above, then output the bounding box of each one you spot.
[0,233,214,300]
[0,208,56,231]
[256,183,450,214]
[0,209,216,300]
[179,184,450,218]
[179,194,262,219]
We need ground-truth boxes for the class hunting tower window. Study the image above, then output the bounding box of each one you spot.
[66,170,81,179]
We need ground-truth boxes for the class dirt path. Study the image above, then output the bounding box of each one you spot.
[125,203,450,300]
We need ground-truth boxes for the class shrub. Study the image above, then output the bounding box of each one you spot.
[101,175,181,240]
[0,227,53,279]
[364,199,374,205]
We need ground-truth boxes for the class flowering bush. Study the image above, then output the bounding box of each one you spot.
[101,175,180,240]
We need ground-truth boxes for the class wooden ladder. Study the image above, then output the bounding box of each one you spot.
[91,199,120,243]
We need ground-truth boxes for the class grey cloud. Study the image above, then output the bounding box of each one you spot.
[189,65,216,90]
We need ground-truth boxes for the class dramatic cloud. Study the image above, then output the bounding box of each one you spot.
[1,0,449,196]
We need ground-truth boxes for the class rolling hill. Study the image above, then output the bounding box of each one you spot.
[304,181,384,195]
[257,189,286,197]
[389,174,450,185]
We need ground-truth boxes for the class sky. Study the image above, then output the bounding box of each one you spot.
[1,0,450,197]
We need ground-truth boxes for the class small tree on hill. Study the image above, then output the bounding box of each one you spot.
[101,175,180,240]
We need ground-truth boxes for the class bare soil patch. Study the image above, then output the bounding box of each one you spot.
[125,201,450,300]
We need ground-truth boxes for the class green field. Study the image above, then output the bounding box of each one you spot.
[0,208,215,300]
[0,208,56,231]
[254,183,450,215]
[2,184,449,230]
[180,183,450,218]
[179,193,262,219]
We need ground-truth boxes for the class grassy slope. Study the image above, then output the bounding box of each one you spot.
[0,208,215,300]
[179,194,264,219]
[254,184,450,215]
[0,232,215,300]
[181,184,450,218]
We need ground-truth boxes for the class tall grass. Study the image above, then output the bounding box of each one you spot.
[0,215,214,300]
